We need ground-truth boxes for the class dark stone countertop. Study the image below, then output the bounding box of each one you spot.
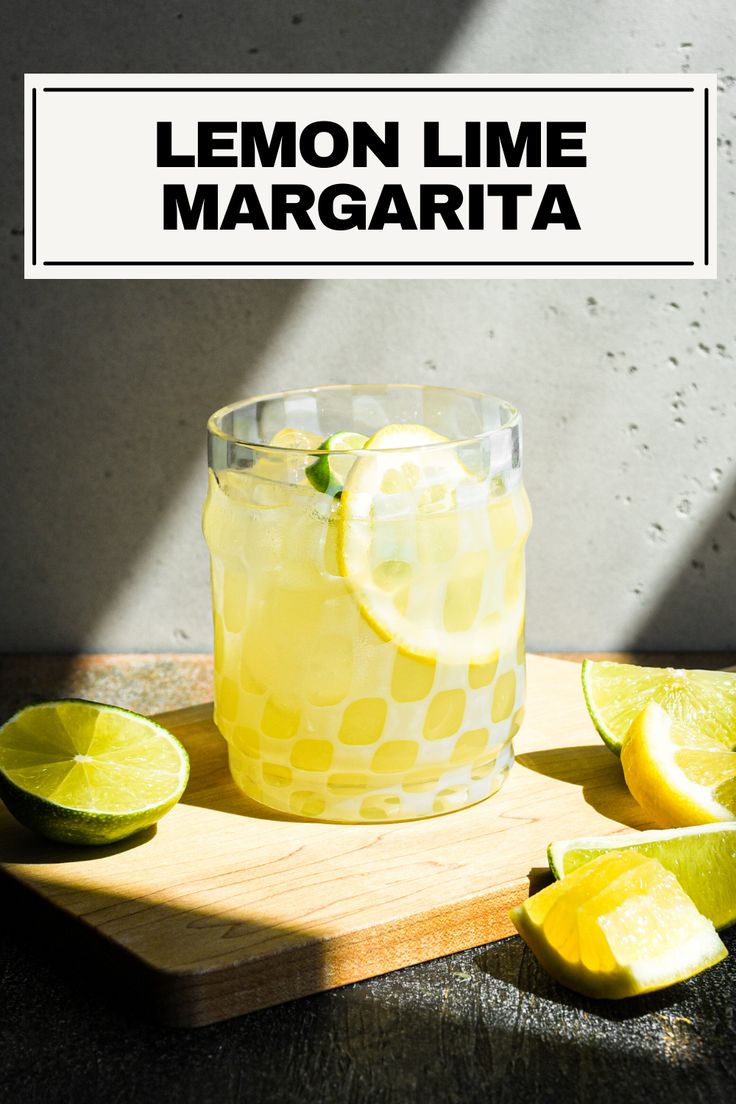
[0,654,734,1104]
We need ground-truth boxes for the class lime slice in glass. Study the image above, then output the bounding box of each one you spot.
[0,700,190,845]
[581,658,736,756]
[305,431,368,497]
[548,822,736,929]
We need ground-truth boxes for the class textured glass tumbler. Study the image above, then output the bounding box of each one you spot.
[203,384,531,822]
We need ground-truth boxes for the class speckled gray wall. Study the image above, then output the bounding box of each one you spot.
[2,1,735,652]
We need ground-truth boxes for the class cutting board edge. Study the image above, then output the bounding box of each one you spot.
[135,876,529,1026]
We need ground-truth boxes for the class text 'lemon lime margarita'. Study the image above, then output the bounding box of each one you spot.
[203,385,531,822]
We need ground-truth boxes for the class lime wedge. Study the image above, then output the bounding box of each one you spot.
[305,431,368,497]
[548,822,736,929]
[0,700,190,845]
[581,659,736,756]
[511,850,727,999]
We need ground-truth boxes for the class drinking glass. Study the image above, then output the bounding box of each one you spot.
[203,384,531,822]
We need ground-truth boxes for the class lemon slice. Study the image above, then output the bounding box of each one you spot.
[621,701,736,828]
[548,823,736,929]
[582,659,736,756]
[337,423,525,663]
[266,427,325,450]
[305,431,369,497]
[215,427,326,509]
[511,850,727,999]
[0,700,189,845]
[253,427,325,482]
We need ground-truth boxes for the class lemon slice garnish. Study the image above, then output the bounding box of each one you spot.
[337,423,528,663]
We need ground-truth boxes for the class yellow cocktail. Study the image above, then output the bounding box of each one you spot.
[203,385,531,822]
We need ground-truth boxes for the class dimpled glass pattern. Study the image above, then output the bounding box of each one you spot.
[203,385,531,822]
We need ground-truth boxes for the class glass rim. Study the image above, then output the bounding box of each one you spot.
[207,383,521,455]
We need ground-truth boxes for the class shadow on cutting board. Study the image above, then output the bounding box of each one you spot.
[515,745,652,830]
[0,821,158,865]
[0,865,327,1029]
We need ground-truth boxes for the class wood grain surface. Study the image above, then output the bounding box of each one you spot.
[0,654,654,1027]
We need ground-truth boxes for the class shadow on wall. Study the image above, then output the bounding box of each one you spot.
[631,475,736,652]
[1,1,485,653]
[1,281,302,650]
[1,1,486,78]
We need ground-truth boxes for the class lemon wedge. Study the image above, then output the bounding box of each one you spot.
[621,701,736,827]
[511,850,727,999]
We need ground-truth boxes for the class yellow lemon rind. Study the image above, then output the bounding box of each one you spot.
[621,701,736,828]
[511,899,727,999]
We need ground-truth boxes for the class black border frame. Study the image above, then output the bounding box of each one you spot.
[30,83,711,272]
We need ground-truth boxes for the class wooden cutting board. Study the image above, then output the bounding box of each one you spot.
[0,654,654,1027]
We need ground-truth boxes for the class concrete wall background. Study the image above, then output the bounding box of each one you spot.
[1,0,734,653]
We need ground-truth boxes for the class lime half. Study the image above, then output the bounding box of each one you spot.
[305,431,368,497]
[548,822,736,930]
[581,659,736,756]
[0,700,189,845]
